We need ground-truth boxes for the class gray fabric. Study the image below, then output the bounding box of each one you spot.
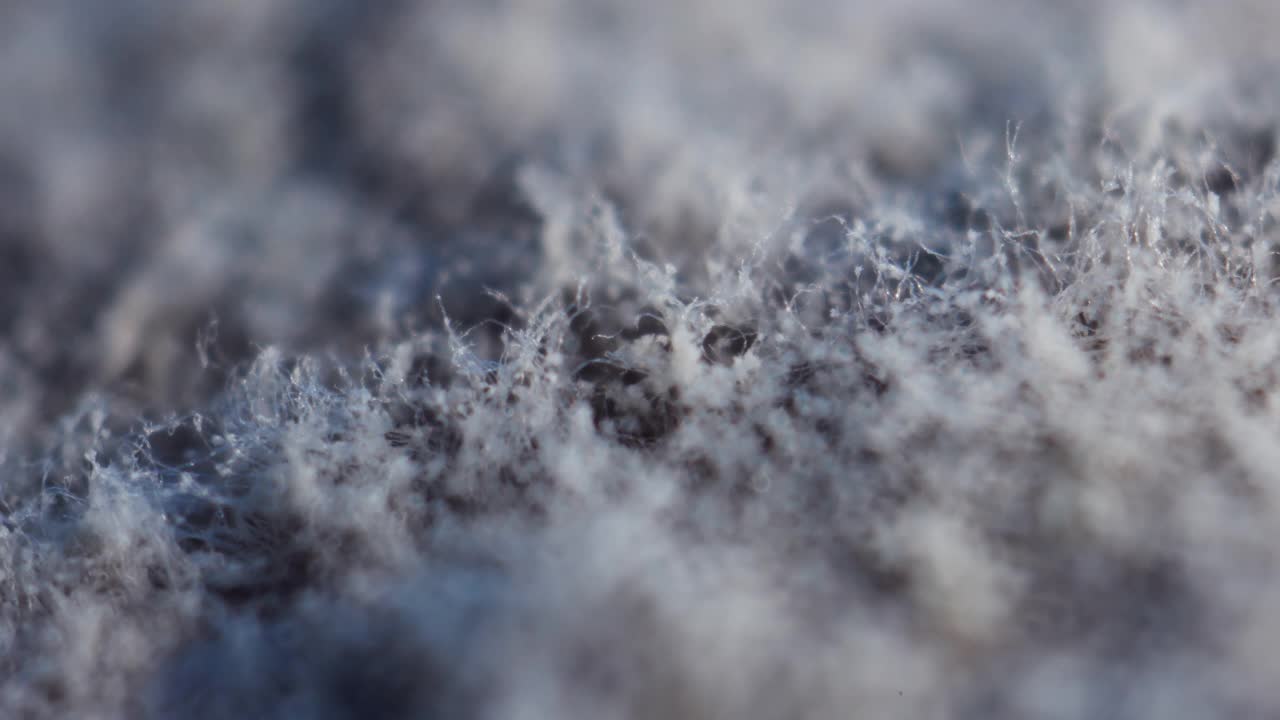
[1,1,1278,717]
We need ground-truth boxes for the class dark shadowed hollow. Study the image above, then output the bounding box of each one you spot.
[3,1,1280,718]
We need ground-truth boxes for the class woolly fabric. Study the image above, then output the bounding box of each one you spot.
[2,1,1280,717]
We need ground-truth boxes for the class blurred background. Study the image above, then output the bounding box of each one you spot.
[3,0,1275,441]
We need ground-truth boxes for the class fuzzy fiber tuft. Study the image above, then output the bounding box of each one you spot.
[2,1,1280,718]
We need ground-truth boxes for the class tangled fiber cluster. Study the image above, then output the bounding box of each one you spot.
[3,1,1280,717]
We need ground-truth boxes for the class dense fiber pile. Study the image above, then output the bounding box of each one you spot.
[3,1,1280,717]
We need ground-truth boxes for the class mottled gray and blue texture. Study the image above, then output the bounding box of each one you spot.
[2,1,1280,717]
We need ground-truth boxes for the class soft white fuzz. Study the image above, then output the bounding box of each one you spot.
[2,1,1280,717]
